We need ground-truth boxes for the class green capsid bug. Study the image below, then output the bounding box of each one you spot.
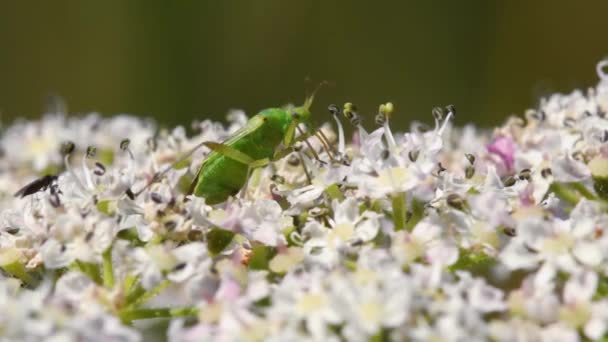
[189,92,321,205]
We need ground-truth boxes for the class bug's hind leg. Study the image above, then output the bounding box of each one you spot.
[203,142,272,200]
[238,158,270,200]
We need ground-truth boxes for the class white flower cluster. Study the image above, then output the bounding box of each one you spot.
[1,62,608,341]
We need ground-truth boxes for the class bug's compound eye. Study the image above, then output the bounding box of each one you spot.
[291,111,301,120]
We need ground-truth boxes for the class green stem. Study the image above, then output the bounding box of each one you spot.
[123,274,139,294]
[102,246,114,288]
[549,182,580,206]
[120,306,199,323]
[569,182,596,200]
[392,192,406,231]
[126,280,170,309]
[74,260,102,285]
[124,284,146,307]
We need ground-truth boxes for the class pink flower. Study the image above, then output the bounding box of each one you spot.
[487,136,516,172]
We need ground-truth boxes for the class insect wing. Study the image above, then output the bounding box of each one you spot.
[14,175,57,198]
[220,115,266,146]
[187,114,266,194]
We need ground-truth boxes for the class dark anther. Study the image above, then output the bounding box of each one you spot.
[465,166,475,179]
[86,146,97,158]
[446,194,465,210]
[502,227,517,237]
[465,153,475,165]
[518,168,532,181]
[60,141,76,156]
[94,162,106,176]
[164,220,177,230]
[541,168,552,178]
[503,176,516,187]
[432,106,445,121]
[328,104,341,116]
[120,139,131,151]
[172,262,187,272]
[408,150,419,162]
[445,104,456,116]
[188,229,203,241]
[150,192,163,203]
[4,227,19,235]
[288,154,300,166]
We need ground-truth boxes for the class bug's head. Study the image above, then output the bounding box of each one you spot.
[291,100,312,127]
[291,81,328,129]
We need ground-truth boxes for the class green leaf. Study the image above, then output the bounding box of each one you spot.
[117,228,145,247]
[248,245,276,270]
[73,260,103,285]
[206,228,235,255]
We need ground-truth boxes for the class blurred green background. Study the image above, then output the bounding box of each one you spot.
[0,1,606,130]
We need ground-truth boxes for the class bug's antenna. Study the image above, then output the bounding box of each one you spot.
[298,152,313,184]
[303,80,332,111]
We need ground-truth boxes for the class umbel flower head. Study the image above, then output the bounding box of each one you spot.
[0,61,608,341]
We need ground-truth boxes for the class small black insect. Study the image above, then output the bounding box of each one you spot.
[14,175,59,198]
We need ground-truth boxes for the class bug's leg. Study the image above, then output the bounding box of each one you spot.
[203,142,274,200]
[202,142,255,165]
[295,126,326,165]
[314,129,337,161]
[237,157,271,200]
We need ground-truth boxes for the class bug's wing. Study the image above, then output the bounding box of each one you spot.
[187,115,266,195]
[220,115,266,146]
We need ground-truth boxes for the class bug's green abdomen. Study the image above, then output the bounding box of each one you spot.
[192,108,292,204]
